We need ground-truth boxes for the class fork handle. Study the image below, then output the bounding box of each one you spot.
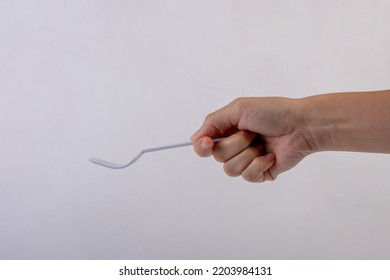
[143,137,226,154]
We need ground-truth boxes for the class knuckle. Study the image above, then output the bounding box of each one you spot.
[231,97,248,112]
[213,150,226,163]
[223,162,240,177]
[242,158,266,183]
[232,97,245,106]
[236,132,249,146]
[240,131,256,147]
[242,171,263,183]
[204,111,216,124]
[253,156,268,171]
[245,173,264,183]
[204,112,212,121]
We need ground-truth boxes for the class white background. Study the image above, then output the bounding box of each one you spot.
[1,0,390,259]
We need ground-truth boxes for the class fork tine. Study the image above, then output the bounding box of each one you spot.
[88,158,129,169]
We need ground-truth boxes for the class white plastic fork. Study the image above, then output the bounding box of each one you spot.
[89,138,226,169]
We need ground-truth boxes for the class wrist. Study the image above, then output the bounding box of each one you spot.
[298,95,337,153]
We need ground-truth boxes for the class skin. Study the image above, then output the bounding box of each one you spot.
[191,90,390,183]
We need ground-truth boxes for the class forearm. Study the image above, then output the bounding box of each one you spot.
[300,90,390,153]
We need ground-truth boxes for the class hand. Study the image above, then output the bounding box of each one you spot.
[191,97,313,183]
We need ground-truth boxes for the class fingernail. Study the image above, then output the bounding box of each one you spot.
[200,138,211,150]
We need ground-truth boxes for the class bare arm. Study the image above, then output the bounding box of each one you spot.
[301,90,390,153]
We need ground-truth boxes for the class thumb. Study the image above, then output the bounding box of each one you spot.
[191,98,244,141]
